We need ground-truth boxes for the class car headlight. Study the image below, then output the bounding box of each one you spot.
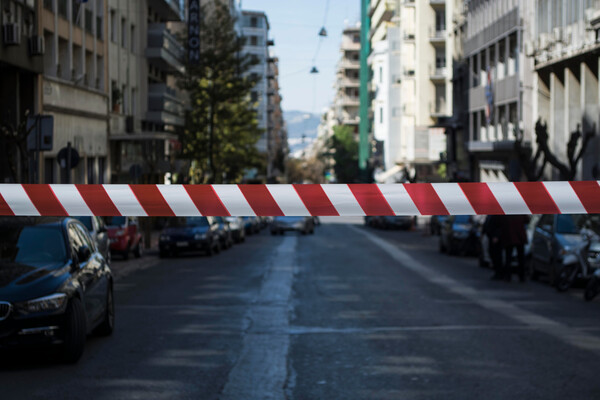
[194,233,207,240]
[17,293,68,315]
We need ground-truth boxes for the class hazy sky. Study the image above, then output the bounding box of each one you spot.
[241,0,360,114]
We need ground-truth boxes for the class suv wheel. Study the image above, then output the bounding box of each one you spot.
[62,297,87,363]
[134,241,143,258]
[95,285,115,336]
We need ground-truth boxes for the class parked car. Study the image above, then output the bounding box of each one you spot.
[0,217,114,363]
[530,214,588,284]
[378,216,414,230]
[439,215,479,255]
[74,216,110,263]
[478,215,540,269]
[242,217,260,235]
[430,215,449,235]
[225,216,246,243]
[214,217,234,249]
[271,216,315,235]
[105,216,143,260]
[159,217,221,257]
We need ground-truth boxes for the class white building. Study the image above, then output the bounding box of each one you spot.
[241,10,271,153]
[369,0,454,181]
[334,26,361,136]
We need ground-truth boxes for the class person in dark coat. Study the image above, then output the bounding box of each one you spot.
[483,215,504,280]
[501,215,530,282]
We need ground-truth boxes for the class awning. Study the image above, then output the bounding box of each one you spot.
[109,132,178,141]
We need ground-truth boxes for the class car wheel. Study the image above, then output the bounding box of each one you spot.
[62,297,86,363]
[134,242,143,258]
[555,263,578,292]
[95,285,115,336]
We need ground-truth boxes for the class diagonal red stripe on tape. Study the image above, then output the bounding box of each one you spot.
[459,183,504,215]
[238,185,284,216]
[22,184,67,216]
[76,185,121,216]
[570,181,600,213]
[130,185,175,217]
[184,185,230,216]
[293,184,339,216]
[0,192,14,216]
[404,183,448,215]
[348,184,394,216]
[514,182,559,214]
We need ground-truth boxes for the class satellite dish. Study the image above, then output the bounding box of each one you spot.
[319,27,328,37]
[310,66,319,74]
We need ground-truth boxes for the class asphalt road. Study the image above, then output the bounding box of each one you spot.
[1,218,600,400]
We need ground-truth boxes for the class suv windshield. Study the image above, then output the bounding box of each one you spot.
[105,217,127,227]
[556,215,580,234]
[0,225,67,265]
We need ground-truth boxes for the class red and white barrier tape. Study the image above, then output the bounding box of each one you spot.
[0,182,599,217]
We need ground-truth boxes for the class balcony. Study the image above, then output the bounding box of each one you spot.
[147,0,183,21]
[339,58,360,70]
[340,96,360,107]
[146,24,185,74]
[430,66,446,82]
[146,83,185,127]
[339,77,360,88]
[429,28,447,45]
[430,0,446,6]
[430,100,448,118]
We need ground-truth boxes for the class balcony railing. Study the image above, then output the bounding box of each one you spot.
[430,66,446,80]
[339,96,360,107]
[339,59,360,70]
[146,24,185,74]
[147,83,185,127]
[429,28,447,43]
[430,100,447,117]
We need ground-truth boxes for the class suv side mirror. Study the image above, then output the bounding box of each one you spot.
[77,245,92,262]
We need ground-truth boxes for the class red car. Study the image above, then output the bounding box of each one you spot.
[105,216,143,260]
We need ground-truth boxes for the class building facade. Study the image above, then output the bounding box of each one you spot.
[531,0,600,180]
[335,26,361,136]
[108,0,185,184]
[0,0,44,183]
[266,55,287,182]
[41,0,109,184]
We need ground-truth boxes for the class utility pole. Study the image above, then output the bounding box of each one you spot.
[358,0,371,182]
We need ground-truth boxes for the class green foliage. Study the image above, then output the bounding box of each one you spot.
[179,0,263,184]
[325,125,360,183]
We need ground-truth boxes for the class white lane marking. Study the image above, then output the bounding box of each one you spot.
[266,184,310,216]
[350,225,600,353]
[212,185,255,216]
[103,184,147,216]
[321,184,365,216]
[221,236,296,400]
[543,181,586,214]
[432,183,475,215]
[50,184,93,215]
[156,185,201,216]
[377,184,420,216]
[486,182,531,214]
[0,184,40,216]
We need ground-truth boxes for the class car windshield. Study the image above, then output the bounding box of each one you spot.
[105,216,126,227]
[75,216,93,231]
[556,215,579,234]
[0,225,67,265]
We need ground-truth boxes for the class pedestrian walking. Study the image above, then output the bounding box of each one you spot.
[483,215,504,280]
[501,215,530,282]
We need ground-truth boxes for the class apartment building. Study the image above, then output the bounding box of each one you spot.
[266,56,287,182]
[531,0,600,180]
[0,0,43,183]
[335,26,361,135]
[463,0,537,182]
[40,0,109,184]
[107,0,185,184]
[368,0,453,182]
[241,10,271,153]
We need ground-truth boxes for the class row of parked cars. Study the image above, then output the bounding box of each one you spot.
[433,214,600,298]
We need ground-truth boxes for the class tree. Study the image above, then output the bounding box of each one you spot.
[325,125,360,183]
[516,119,596,181]
[179,1,263,184]
[0,109,35,183]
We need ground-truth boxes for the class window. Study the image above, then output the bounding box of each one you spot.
[131,87,137,117]
[353,35,360,43]
[379,66,383,84]
[379,107,383,124]
[110,9,117,42]
[130,24,136,52]
[121,17,126,48]
[250,16,258,27]
[250,36,258,46]
[435,9,446,32]
[122,85,128,114]
[98,157,106,184]
[251,91,258,102]
[87,158,95,184]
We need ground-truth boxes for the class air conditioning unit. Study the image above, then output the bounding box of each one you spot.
[539,33,551,50]
[29,35,45,56]
[553,27,563,43]
[3,23,21,46]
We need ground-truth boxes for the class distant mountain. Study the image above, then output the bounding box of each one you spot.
[284,110,321,157]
